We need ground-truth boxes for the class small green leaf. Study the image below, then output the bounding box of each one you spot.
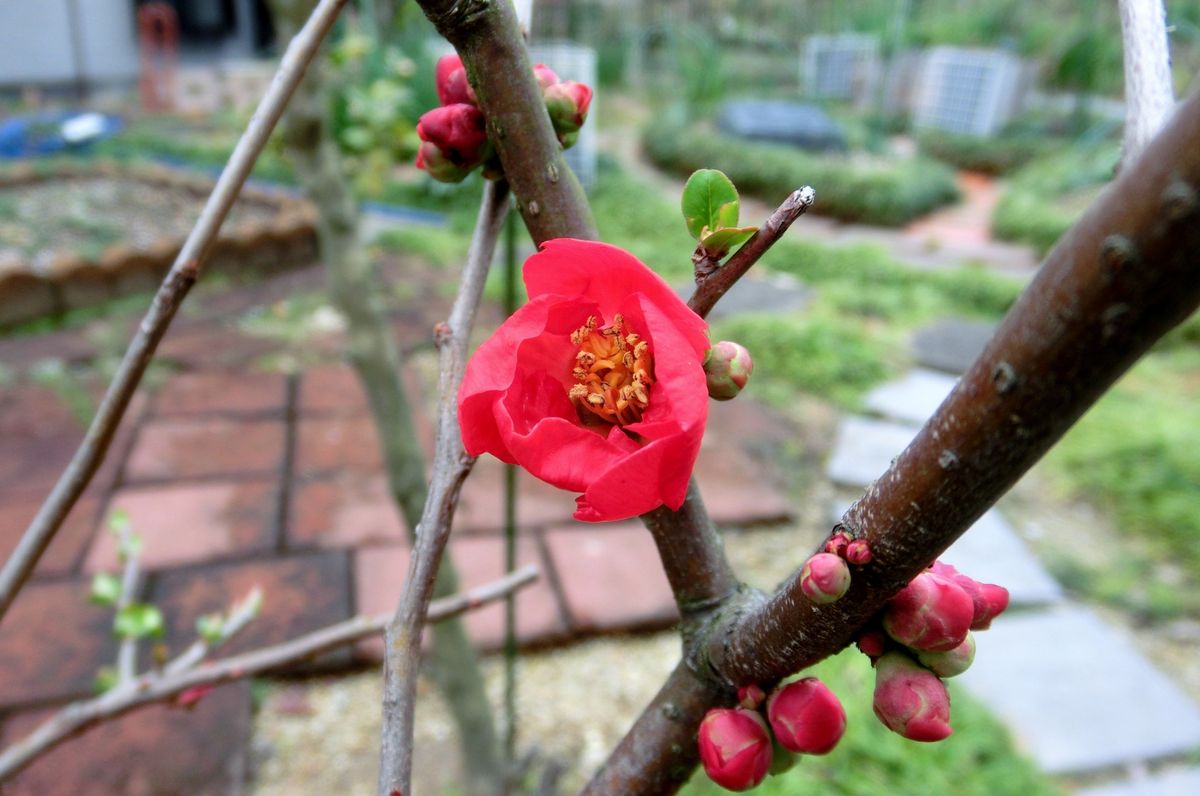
[94,665,117,694]
[89,572,122,606]
[107,509,131,535]
[682,169,740,240]
[196,613,225,645]
[700,225,758,258]
[114,603,165,640]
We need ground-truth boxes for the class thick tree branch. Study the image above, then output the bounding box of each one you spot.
[1120,0,1175,165]
[0,568,536,781]
[591,87,1200,793]
[0,0,351,623]
[415,0,597,242]
[378,179,510,796]
[688,186,816,320]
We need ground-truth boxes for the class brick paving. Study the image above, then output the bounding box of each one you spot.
[0,265,797,788]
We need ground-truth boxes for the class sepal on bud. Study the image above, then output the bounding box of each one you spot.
[544,80,593,142]
[703,341,754,401]
[917,633,976,678]
[766,677,847,755]
[799,552,852,605]
[872,651,953,742]
[697,707,773,792]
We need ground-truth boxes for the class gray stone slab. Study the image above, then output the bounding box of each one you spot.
[829,500,1061,607]
[825,416,915,487]
[676,272,811,320]
[863,368,959,426]
[912,318,997,374]
[1076,768,1200,796]
[958,605,1200,774]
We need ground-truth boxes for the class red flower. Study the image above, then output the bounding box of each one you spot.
[458,239,710,522]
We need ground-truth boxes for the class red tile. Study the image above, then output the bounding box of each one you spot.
[152,369,287,417]
[297,362,369,415]
[1,681,251,795]
[149,551,352,669]
[0,385,82,497]
[124,416,285,482]
[85,480,278,572]
[293,415,384,477]
[0,578,118,708]
[0,493,101,577]
[290,474,408,549]
[454,456,578,534]
[352,544,411,661]
[544,523,678,632]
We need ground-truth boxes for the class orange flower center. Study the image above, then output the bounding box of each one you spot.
[568,313,653,426]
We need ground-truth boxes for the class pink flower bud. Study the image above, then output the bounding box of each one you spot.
[824,531,851,557]
[175,683,215,709]
[800,552,852,604]
[929,561,1010,630]
[737,683,766,710]
[415,104,490,182]
[917,633,976,678]
[767,677,847,755]
[533,63,560,89]
[703,341,754,400]
[845,538,873,565]
[883,571,974,652]
[873,651,953,742]
[856,628,887,660]
[544,80,593,136]
[435,54,475,106]
[697,707,773,792]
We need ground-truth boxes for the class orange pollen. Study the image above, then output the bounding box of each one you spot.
[568,313,653,426]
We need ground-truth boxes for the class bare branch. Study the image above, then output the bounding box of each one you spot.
[0,0,351,623]
[113,526,141,684]
[687,186,815,320]
[1120,0,1176,165]
[378,179,511,796]
[0,566,537,781]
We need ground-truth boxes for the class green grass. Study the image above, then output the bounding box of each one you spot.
[681,650,1061,796]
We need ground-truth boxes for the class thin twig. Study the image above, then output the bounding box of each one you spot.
[0,0,351,624]
[687,186,815,320]
[114,527,141,684]
[163,587,262,677]
[0,566,537,781]
[378,179,511,796]
[1120,0,1175,166]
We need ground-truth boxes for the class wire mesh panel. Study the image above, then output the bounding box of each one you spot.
[529,40,598,191]
[802,34,880,104]
[913,47,1024,136]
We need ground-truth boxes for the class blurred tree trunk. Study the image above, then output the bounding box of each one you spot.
[267,1,503,793]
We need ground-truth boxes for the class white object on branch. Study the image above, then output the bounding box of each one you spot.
[1120,0,1175,164]
[0,566,537,780]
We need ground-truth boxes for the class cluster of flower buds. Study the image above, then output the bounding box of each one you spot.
[416,54,593,182]
[703,341,754,400]
[860,559,1009,742]
[699,677,846,791]
[792,529,876,606]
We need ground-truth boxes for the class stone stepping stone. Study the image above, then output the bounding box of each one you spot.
[830,500,1061,607]
[863,368,958,427]
[958,605,1200,774]
[1076,767,1200,796]
[912,317,996,374]
[674,272,811,320]
[825,416,916,488]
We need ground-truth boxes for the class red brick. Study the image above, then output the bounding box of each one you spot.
[0,385,82,496]
[0,493,101,577]
[352,544,411,661]
[152,369,287,417]
[544,522,677,632]
[1,681,251,795]
[293,414,384,477]
[124,416,285,482]
[695,399,795,527]
[454,456,578,534]
[290,473,408,549]
[157,324,277,369]
[150,551,352,670]
[0,578,118,707]
[297,362,369,414]
[85,480,278,572]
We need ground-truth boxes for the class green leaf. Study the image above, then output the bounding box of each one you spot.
[681,169,740,240]
[114,603,165,640]
[196,613,225,645]
[89,572,122,606]
[700,225,758,258]
[93,665,117,694]
[107,509,131,535]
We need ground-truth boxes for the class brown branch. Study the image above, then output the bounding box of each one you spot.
[687,186,815,320]
[378,179,510,796]
[589,86,1200,793]
[415,0,597,243]
[0,0,351,623]
[0,567,537,781]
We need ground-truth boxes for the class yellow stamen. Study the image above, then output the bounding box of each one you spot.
[568,314,654,426]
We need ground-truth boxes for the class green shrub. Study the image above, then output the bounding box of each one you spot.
[918,131,1053,176]
[643,123,960,227]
